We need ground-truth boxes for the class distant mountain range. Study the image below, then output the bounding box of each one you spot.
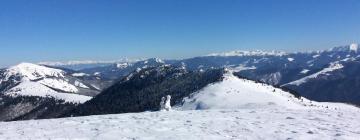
[0,43,359,121]
[69,43,360,105]
[38,58,145,70]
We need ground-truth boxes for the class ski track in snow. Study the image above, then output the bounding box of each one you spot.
[0,109,359,140]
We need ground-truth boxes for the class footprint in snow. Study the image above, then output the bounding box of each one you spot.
[307,130,314,134]
[286,117,295,120]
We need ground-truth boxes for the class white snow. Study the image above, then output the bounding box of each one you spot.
[285,62,344,86]
[260,72,282,85]
[155,58,165,63]
[4,82,91,103]
[341,57,356,62]
[0,108,359,140]
[312,54,320,58]
[71,73,89,77]
[181,72,306,110]
[74,80,89,89]
[0,63,92,103]
[230,65,256,72]
[3,63,65,81]
[164,95,172,111]
[39,78,79,93]
[94,72,101,76]
[300,69,310,74]
[116,63,130,69]
[287,58,295,62]
[1,70,359,139]
[206,50,287,57]
[91,84,101,90]
[180,72,355,111]
[350,43,358,53]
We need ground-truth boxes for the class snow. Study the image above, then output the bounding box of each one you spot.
[341,57,356,62]
[350,43,358,53]
[4,63,65,81]
[206,50,287,57]
[4,81,91,103]
[71,73,89,77]
[287,58,295,62]
[300,69,310,74]
[180,72,356,111]
[180,62,186,70]
[155,58,165,63]
[181,72,307,110]
[285,62,344,86]
[39,78,79,93]
[230,65,256,72]
[0,63,93,103]
[116,63,130,69]
[312,54,320,58]
[0,108,359,140]
[266,72,282,85]
[1,70,360,139]
[74,80,89,89]
[91,84,101,90]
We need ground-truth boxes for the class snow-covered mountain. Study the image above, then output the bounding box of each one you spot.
[64,65,203,116]
[48,44,360,107]
[181,71,309,110]
[0,63,99,103]
[0,63,114,121]
[179,70,356,110]
[171,43,360,106]
[1,69,359,139]
[2,43,360,121]
[79,58,167,80]
[206,50,287,57]
[64,65,356,118]
[283,58,360,105]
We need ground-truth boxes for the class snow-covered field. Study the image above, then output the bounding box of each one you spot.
[0,108,359,140]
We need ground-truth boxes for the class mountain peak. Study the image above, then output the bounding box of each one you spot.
[350,43,358,53]
[327,43,359,53]
[6,62,65,81]
[206,50,287,57]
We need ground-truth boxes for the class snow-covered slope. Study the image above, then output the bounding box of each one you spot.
[1,108,359,140]
[284,62,344,86]
[181,72,304,110]
[2,63,65,81]
[4,82,91,104]
[0,63,94,103]
[180,71,356,111]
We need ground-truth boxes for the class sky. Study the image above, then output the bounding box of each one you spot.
[0,0,359,67]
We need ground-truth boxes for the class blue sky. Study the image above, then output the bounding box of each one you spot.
[0,0,359,67]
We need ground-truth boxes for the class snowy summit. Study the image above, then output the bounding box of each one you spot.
[0,63,92,103]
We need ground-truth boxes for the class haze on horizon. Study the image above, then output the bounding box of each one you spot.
[0,0,359,67]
